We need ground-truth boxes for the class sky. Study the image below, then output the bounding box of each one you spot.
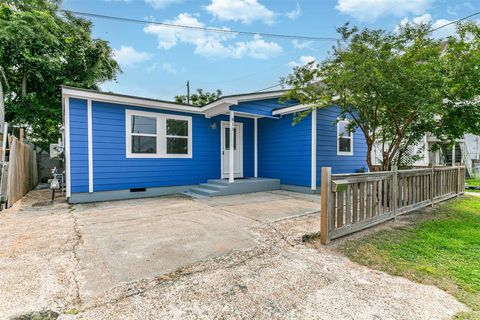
[61,0,478,101]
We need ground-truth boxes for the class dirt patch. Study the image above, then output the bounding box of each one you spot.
[0,190,78,318]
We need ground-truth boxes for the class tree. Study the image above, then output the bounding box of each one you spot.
[175,88,222,106]
[282,22,480,171]
[0,0,120,149]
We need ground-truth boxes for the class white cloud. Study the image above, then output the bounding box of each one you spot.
[148,62,177,74]
[113,46,152,67]
[205,0,275,25]
[292,39,314,50]
[241,34,283,59]
[397,14,457,38]
[288,55,316,68]
[286,3,302,20]
[144,13,282,59]
[447,2,474,16]
[336,0,433,22]
[144,0,181,9]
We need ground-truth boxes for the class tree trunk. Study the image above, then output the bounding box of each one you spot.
[21,73,27,98]
[366,142,374,172]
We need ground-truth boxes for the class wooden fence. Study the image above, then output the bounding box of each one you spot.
[320,166,466,244]
[1,136,38,208]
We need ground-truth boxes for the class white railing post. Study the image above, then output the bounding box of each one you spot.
[320,167,332,244]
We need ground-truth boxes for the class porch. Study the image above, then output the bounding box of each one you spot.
[195,97,309,198]
[185,177,281,197]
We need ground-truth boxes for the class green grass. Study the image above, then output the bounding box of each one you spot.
[466,178,480,187]
[340,196,480,319]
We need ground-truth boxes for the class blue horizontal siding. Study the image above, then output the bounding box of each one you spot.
[87,101,254,192]
[230,98,296,117]
[258,113,311,186]
[316,106,368,185]
[69,98,89,193]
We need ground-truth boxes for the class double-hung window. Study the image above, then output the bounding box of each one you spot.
[337,120,353,156]
[126,110,192,158]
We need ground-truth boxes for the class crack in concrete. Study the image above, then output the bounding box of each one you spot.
[76,246,273,313]
[208,204,298,248]
[69,205,83,307]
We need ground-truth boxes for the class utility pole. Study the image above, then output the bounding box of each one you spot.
[186,80,190,105]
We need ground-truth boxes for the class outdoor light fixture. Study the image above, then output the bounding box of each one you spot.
[210,122,217,130]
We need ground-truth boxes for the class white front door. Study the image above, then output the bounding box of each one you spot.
[221,121,243,179]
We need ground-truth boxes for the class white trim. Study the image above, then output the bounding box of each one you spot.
[272,104,311,116]
[125,109,192,159]
[337,119,354,156]
[220,120,244,180]
[62,87,285,117]
[254,117,258,178]
[64,97,71,197]
[311,109,317,191]
[87,99,93,193]
[235,91,285,103]
[229,111,234,183]
[63,87,202,114]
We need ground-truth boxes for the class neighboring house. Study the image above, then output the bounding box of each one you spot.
[61,86,367,203]
[372,133,480,176]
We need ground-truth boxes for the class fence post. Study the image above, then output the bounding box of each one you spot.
[430,164,435,206]
[456,166,461,196]
[392,165,398,220]
[320,167,332,244]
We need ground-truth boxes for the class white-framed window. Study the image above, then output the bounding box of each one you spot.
[337,119,353,156]
[126,110,192,158]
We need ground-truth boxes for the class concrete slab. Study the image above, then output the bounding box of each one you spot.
[74,195,258,300]
[200,191,320,222]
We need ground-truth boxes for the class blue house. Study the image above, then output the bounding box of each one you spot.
[62,86,367,203]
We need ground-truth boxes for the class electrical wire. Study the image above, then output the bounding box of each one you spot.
[64,10,339,42]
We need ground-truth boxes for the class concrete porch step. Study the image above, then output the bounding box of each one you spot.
[199,183,228,191]
[188,187,220,197]
[186,178,281,198]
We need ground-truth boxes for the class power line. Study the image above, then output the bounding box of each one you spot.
[428,11,480,33]
[64,10,339,42]
[255,83,283,92]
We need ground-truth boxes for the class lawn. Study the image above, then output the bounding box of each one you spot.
[340,196,480,319]
[466,178,480,187]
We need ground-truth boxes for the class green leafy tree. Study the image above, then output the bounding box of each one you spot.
[282,22,480,171]
[175,88,222,106]
[0,0,120,149]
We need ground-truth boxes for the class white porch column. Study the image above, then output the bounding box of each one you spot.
[452,142,456,166]
[254,117,258,178]
[229,111,235,183]
[311,108,317,190]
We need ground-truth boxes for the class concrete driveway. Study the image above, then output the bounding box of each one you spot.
[73,190,320,301]
[0,189,466,320]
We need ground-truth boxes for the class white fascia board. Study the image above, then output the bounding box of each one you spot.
[202,97,238,112]
[204,101,235,118]
[272,104,312,116]
[235,92,285,103]
[62,87,203,114]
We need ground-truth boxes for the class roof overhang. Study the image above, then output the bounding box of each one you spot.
[62,86,203,114]
[62,86,288,118]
